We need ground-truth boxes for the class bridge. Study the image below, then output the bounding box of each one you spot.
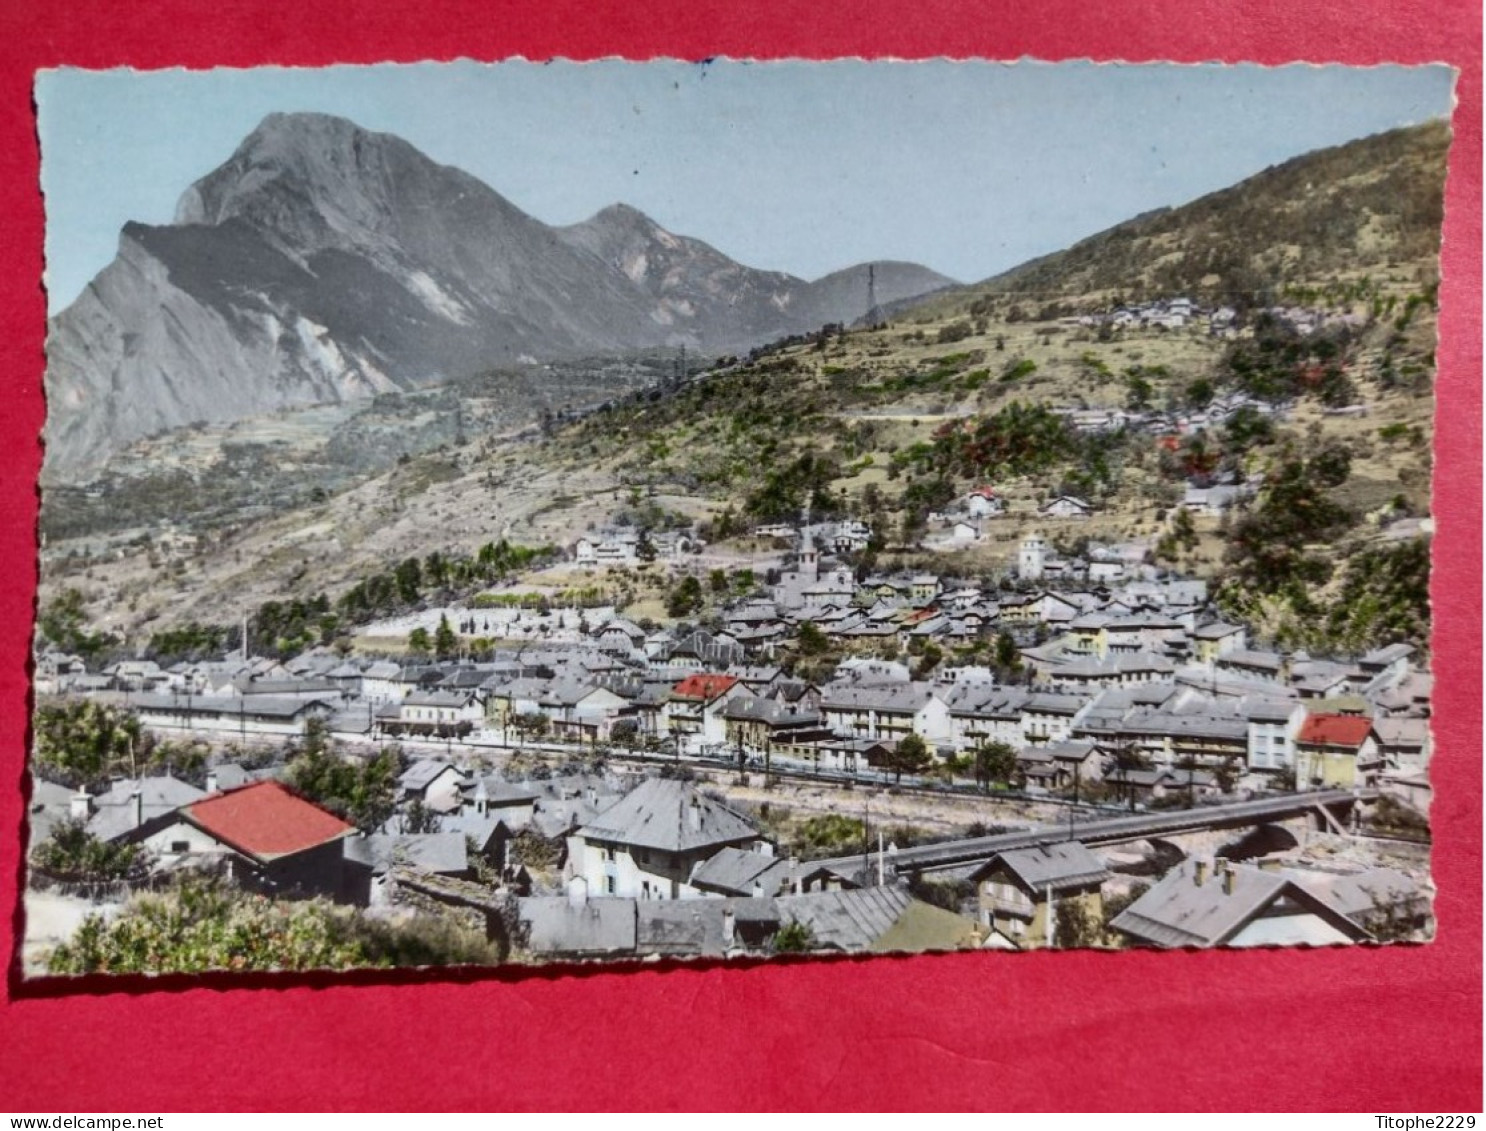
[817,789,1374,878]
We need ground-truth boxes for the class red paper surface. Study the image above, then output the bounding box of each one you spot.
[0,0,1479,1112]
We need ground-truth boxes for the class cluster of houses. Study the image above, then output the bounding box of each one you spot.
[573,527,700,566]
[37,525,1432,816]
[1071,296,1235,334]
[28,754,1428,960]
[1067,294,1368,340]
[30,515,1431,960]
[1042,391,1284,439]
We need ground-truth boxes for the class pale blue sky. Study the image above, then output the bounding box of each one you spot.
[37,60,1456,313]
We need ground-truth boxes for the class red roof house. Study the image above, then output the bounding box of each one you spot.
[667,674,743,749]
[672,673,739,702]
[185,781,355,862]
[138,781,356,898]
[1295,714,1381,790]
[1297,714,1375,750]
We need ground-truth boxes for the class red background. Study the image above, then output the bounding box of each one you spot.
[0,0,1479,1112]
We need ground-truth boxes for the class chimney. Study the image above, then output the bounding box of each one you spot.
[566,875,589,909]
[69,789,91,822]
[1223,866,1235,896]
[687,798,702,833]
[130,787,144,830]
[1193,860,1207,887]
[722,906,736,948]
[205,769,218,794]
[474,779,489,816]
[585,786,597,807]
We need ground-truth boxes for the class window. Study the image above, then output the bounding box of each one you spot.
[606,877,616,895]
[170,840,191,853]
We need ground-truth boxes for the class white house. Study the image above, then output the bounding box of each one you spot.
[1039,496,1092,520]
[964,488,1004,518]
[819,681,954,749]
[1018,533,1049,582]
[566,778,769,900]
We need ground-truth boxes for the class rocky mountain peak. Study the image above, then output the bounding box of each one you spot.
[174,112,429,241]
[46,112,952,484]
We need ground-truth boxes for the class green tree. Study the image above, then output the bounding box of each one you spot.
[1125,375,1155,412]
[394,557,424,604]
[38,588,113,661]
[47,875,505,975]
[406,627,432,657]
[1171,507,1199,552]
[973,740,1018,792]
[30,819,148,883]
[793,814,867,858]
[287,737,402,834]
[510,711,550,747]
[434,613,458,660]
[795,621,830,656]
[993,630,1022,678]
[32,700,146,786]
[771,919,817,954]
[885,733,933,784]
[1053,897,1105,949]
[1101,882,1150,932]
[667,575,704,618]
[401,798,443,834]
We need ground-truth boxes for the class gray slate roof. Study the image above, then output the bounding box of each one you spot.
[772,886,915,951]
[635,901,732,956]
[689,846,790,896]
[1110,859,1368,947]
[980,842,1110,891]
[519,896,637,957]
[576,778,759,854]
[87,775,207,842]
[343,833,469,875]
[399,760,468,792]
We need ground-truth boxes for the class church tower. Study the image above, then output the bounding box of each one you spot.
[1018,533,1047,582]
[799,502,820,581]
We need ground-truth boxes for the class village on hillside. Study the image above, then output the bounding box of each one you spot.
[26,510,1433,972]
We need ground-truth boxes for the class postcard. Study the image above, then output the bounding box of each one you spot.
[23,58,1454,977]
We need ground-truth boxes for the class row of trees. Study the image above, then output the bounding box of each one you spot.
[336,540,553,630]
[32,700,209,788]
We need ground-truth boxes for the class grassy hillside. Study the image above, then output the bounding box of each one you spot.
[923,119,1451,315]
[38,121,1449,658]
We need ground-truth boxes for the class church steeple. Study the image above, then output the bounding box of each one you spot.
[799,501,819,581]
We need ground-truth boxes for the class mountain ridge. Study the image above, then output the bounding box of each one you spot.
[43,111,954,483]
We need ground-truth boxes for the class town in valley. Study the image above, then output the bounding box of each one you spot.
[24,62,1450,975]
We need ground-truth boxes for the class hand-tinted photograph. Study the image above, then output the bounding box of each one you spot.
[24,59,1451,977]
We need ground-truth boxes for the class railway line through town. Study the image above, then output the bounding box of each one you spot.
[807,789,1378,877]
